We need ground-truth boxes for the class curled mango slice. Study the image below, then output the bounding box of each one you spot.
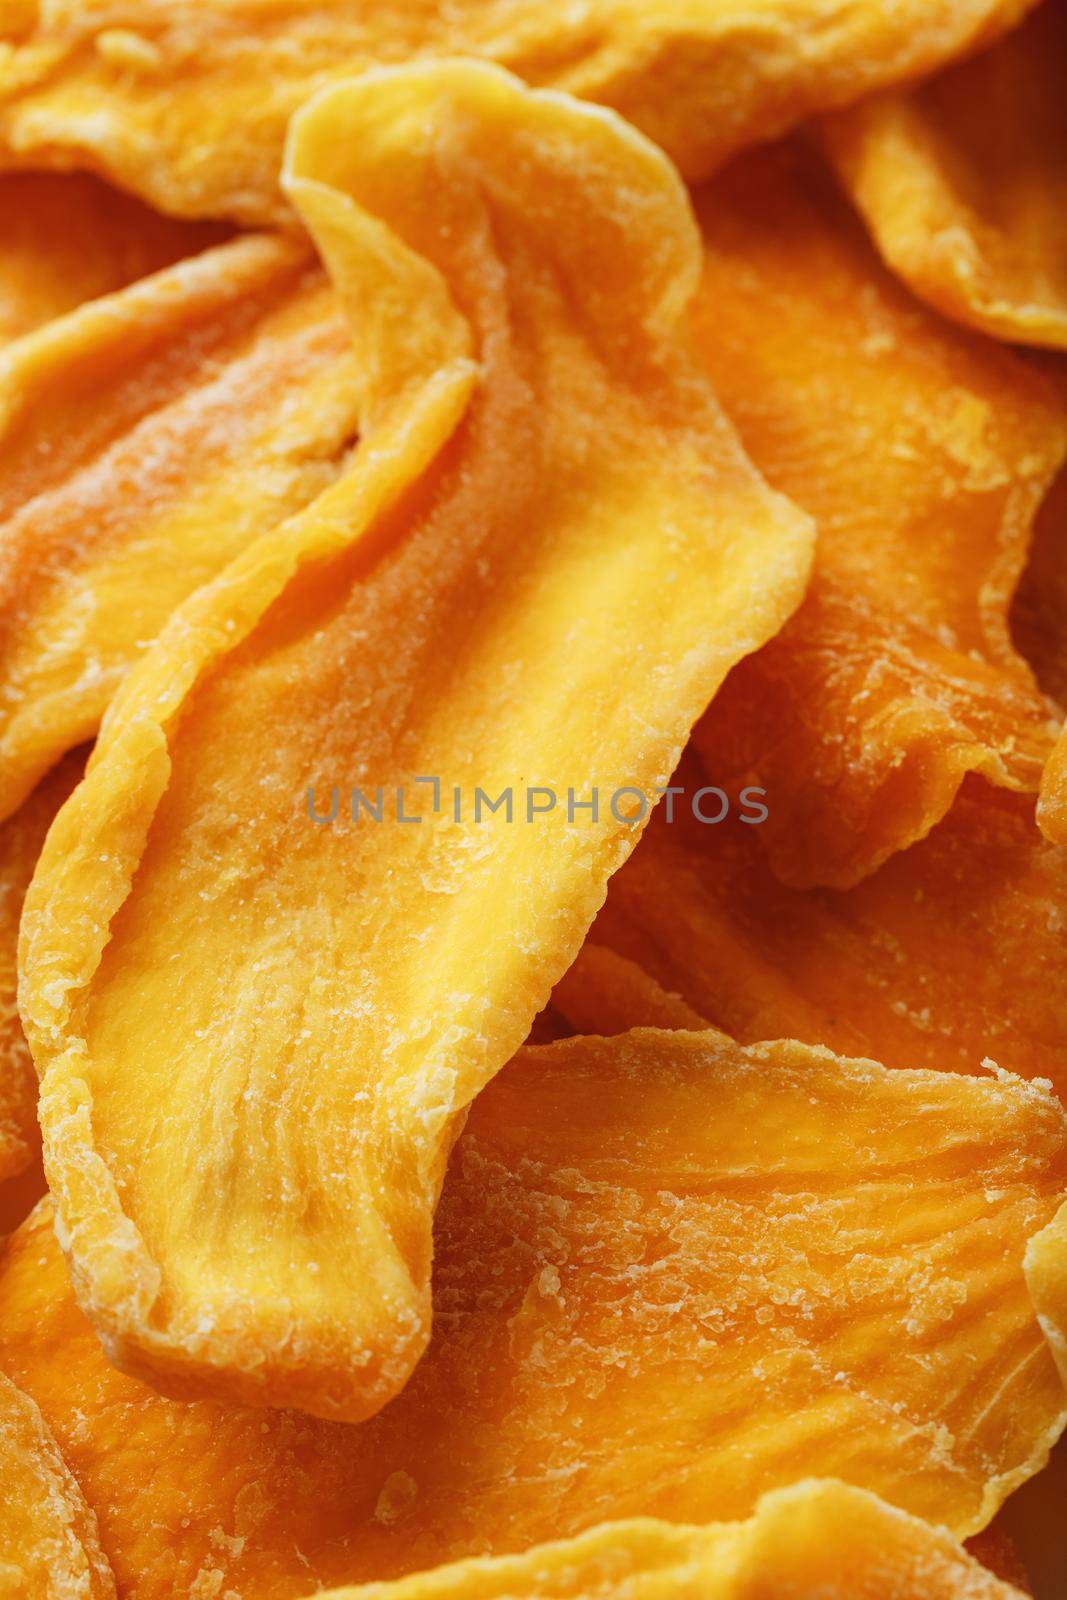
[593,754,1067,1088]
[0,0,1039,222]
[824,0,1067,350]
[0,170,225,343]
[0,229,361,823]
[297,1482,1028,1600]
[18,63,811,1424]
[0,1365,115,1599]
[0,750,82,1199]
[686,139,1066,888]
[1,1031,1065,1594]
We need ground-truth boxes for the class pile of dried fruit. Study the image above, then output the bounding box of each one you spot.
[1,3,1066,1597]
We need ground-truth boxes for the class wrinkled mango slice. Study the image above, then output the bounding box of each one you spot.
[18,63,811,1425]
[0,749,82,1193]
[593,754,1067,1089]
[0,169,225,343]
[824,0,1067,350]
[0,0,1040,222]
[0,1364,115,1599]
[298,1482,1028,1600]
[550,944,708,1035]
[685,139,1066,888]
[0,228,361,823]
[1,1031,1066,1594]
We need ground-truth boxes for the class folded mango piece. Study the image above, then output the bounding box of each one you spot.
[18,63,812,1424]
[594,755,1067,1088]
[0,228,362,823]
[0,1365,116,1599]
[0,169,226,344]
[1,1032,1066,1594]
[685,139,1066,888]
[0,750,83,1190]
[298,1482,1029,1600]
[0,0,1039,223]
[824,0,1067,350]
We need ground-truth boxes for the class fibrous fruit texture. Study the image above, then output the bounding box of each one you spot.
[291,1482,1030,1600]
[0,0,1038,222]
[0,1029,1064,1595]
[686,139,1065,888]
[0,229,361,823]
[18,62,811,1425]
[824,0,1067,350]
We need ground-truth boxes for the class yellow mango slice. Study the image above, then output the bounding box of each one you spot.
[1,1030,1066,1593]
[18,63,811,1424]
[0,1365,115,1599]
[0,228,362,824]
[685,139,1066,888]
[0,0,1039,223]
[0,750,82,1200]
[824,0,1067,350]
[298,1482,1028,1600]
[593,754,1067,1089]
[0,169,226,343]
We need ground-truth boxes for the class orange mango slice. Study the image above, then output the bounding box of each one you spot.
[0,0,1039,222]
[18,63,811,1424]
[296,1482,1029,1600]
[824,0,1067,350]
[0,169,225,343]
[1039,735,1067,842]
[593,755,1067,1089]
[0,749,82,1199]
[0,1364,116,1599]
[550,944,708,1035]
[1,1030,1065,1593]
[0,229,361,823]
[686,139,1066,888]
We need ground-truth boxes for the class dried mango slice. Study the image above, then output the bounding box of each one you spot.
[296,1482,1028,1600]
[18,63,811,1424]
[824,0,1067,350]
[594,755,1067,1089]
[0,1365,116,1599]
[0,750,82,1203]
[685,139,1066,888]
[0,229,362,823]
[0,754,84,1235]
[0,0,1039,223]
[1039,735,1067,843]
[1,1033,1066,1594]
[0,169,226,344]
[550,944,709,1034]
